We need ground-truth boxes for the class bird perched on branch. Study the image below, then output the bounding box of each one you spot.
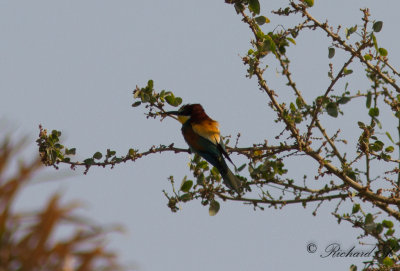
[166,104,241,193]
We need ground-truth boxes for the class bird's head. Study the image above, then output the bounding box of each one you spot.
[166,104,205,124]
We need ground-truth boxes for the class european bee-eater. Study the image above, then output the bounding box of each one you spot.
[167,104,241,193]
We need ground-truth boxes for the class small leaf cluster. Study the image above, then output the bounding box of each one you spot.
[251,31,294,59]
[370,21,388,58]
[36,126,76,168]
[37,124,164,173]
[249,157,287,181]
[338,206,399,268]
[245,31,295,78]
[358,121,394,162]
[315,95,350,118]
[281,100,308,124]
[132,80,182,115]
[226,0,260,15]
[163,153,245,216]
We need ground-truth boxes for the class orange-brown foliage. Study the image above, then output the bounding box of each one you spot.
[0,135,127,271]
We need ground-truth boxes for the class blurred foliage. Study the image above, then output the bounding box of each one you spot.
[1,133,127,271]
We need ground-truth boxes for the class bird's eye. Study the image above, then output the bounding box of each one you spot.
[179,106,189,115]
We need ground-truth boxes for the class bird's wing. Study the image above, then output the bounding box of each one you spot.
[192,120,220,145]
[216,139,235,167]
[192,120,235,167]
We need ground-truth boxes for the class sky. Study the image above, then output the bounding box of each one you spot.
[1,0,399,270]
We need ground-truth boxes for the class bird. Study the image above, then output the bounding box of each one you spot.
[166,104,242,193]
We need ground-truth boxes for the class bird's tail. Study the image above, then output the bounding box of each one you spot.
[221,167,242,194]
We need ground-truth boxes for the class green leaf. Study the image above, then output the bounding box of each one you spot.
[380,152,391,161]
[290,102,296,112]
[174,97,183,106]
[198,160,209,170]
[141,92,150,103]
[147,79,154,89]
[263,36,276,54]
[248,0,260,14]
[51,130,61,137]
[369,107,379,117]
[365,213,374,224]
[352,203,360,214]
[180,180,193,192]
[317,96,329,105]
[343,68,353,75]
[385,146,394,153]
[383,257,394,267]
[84,158,95,165]
[234,3,245,14]
[165,95,174,105]
[349,264,357,271]
[382,220,394,228]
[372,21,383,32]
[378,47,388,57]
[210,167,220,179]
[386,229,395,236]
[165,94,182,107]
[371,33,378,50]
[237,163,246,172]
[179,193,191,202]
[364,54,373,61]
[345,26,357,39]
[196,173,205,185]
[386,132,394,143]
[303,0,314,7]
[287,37,296,45]
[132,101,141,107]
[387,238,399,251]
[357,121,365,128]
[296,97,304,108]
[326,102,338,118]
[375,223,383,234]
[366,91,372,108]
[93,152,103,160]
[373,117,382,129]
[328,47,335,59]
[371,141,384,151]
[107,149,116,157]
[255,16,270,25]
[337,97,350,104]
[54,143,63,150]
[65,148,76,155]
[128,148,136,157]
[209,200,220,216]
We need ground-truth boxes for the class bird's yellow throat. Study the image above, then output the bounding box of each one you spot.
[178,115,190,124]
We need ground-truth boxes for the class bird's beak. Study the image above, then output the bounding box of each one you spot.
[165,111,180,116]
[165,111,190,124]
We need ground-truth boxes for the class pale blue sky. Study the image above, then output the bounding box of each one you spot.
[1,1,399,270]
